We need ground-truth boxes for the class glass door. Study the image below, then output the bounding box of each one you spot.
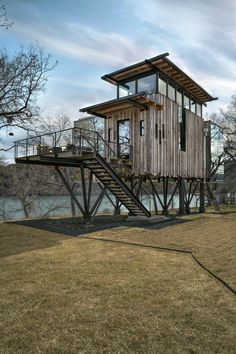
[117,119,130,159]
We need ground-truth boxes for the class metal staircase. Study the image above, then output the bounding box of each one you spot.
[83,154,150,217]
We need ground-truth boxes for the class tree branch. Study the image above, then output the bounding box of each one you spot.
[0,145,14,152]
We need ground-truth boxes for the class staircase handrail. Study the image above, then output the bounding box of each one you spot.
[75,127,134,178]
[77,128,153,203]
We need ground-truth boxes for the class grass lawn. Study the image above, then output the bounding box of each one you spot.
[0,212,236,353]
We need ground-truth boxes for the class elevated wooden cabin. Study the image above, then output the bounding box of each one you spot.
[80,52,217,180]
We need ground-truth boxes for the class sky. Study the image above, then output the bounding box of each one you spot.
[1,0,236,159]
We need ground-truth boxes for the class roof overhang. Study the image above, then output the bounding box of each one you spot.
[80,92,163,118]
[101,52,218,104]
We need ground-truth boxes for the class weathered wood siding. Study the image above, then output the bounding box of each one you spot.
[104,93,204,179]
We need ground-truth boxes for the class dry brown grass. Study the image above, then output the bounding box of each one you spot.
[0,215,236,354]
[92,212,236,291]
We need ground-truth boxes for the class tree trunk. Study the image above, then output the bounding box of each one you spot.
[206,183,220,211]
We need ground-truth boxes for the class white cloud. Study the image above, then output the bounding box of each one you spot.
[124,0,236,114]
[37,75,117,119]
[13,20,155,68]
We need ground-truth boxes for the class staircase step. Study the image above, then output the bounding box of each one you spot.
[88,167,104,170]
[95,174,110,178]
[99,177,113,180]
[94,170,109,174]
[83,161,98,165]
[91,155,151,217]
[110,192,128,197]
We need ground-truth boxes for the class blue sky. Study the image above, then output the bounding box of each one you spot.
[1,0,236,157]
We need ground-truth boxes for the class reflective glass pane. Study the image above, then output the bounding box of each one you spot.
[191,99,196,113]
[138,74,156,94]
[119,85,128,98]
[158,77,167,96]
[140,120,144,136]
[168,84,175,101]
[184,95,190,109]
[119,81,136,97]
[178,106,183,123]
[197,103,202,116]
[118,119,130,158]
[177,91,182,106]
[124,81,136,95]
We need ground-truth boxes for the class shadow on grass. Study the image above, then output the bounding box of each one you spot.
[0,216,191,258]
[0,227,67,258]
[10,215,192,237]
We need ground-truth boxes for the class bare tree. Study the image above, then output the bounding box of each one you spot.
[0,4,13,28]
[207,96,236,208]
[35,114,72,145]
[75,116,104,135]
[214,95,236,161]
[1,164,67,219]
[0,45,57,152]
[36,114,72,134]
[0,154,6,166]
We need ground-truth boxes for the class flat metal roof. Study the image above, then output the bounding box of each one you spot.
[101,53,217,104]
[80,92,163,117]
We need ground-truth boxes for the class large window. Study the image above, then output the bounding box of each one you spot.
[176,90,182,106]
[184,94,190,109]
[196,103,202,116]
[158,77,167,96]
[137,74,156,94]
[118,85,128,98]
[190,99,196,113]
[117,71,203,121]
[117,119,130,158]
[168,84,175,101]
[118,80,136,97]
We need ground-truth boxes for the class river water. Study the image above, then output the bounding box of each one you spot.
[0,194,199,221]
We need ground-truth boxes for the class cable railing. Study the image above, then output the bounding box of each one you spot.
[14,127,133,172]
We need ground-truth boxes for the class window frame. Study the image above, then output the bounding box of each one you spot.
[140,120,144,136]
[116,69,205,110]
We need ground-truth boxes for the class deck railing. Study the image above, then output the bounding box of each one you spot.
[14,127,133,172]
[14,127,154,205]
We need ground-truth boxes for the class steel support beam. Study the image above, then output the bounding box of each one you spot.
[80,165,88,215]
[162,177,169,215]
[179,177,185,214]
[185,181,192,214]
[149,177,164,210]
[90,185,108,216]
[55,166,85,216]
[199,182,205,213]
[97,182,121,215]
[166,180,179,210]
[87,170,93,211]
